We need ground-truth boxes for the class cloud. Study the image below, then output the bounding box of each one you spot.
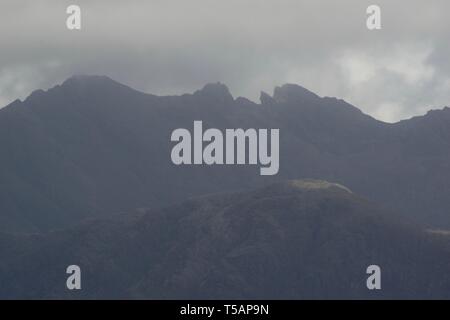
[0,0,449,122]
[333,43,439,122]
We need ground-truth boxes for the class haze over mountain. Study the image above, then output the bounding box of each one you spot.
[1,180,450,299]
[1,75,450,233]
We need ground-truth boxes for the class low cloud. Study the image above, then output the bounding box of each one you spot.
[0,0,449,122]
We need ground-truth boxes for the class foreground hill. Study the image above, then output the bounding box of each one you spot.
[1,75,450,232]
[1,180,449,299]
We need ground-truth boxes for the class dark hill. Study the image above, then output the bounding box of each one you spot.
[1,180,449,299]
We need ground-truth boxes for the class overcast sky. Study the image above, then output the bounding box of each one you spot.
[1,0,449,122]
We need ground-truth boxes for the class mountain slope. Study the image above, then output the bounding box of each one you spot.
[1,180,449,299]
[1,75,450,231]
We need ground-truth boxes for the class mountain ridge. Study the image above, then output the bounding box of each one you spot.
[4,75,447,124]
[1,75,450,232]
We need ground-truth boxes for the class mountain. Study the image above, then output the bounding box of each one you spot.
[1,75,450,232]
[1,180,449,299]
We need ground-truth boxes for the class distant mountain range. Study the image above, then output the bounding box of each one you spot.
[2,180,450,299]
[1,75,450,232]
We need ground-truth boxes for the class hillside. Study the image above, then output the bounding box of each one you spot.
[1,76,450,232]
[1,180,449,299]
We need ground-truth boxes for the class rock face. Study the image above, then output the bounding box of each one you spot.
[259,91,275,105]
[1,180,449,299]
[194,82,234,104]
[273,84,320,103]
[1,75,450,232]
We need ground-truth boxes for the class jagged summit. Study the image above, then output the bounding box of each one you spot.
[273,83,320,103]
[260,91,275,105]
[397,105,450,125]
[194,82,234,103]
[424,106,450,118]
[60,74,139,94]
[62,74,118,86]
[25,89,46,102]
[260,84,321,105]
[21,75,134,104]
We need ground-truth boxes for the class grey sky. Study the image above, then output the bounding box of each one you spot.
[0,0,449,122]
